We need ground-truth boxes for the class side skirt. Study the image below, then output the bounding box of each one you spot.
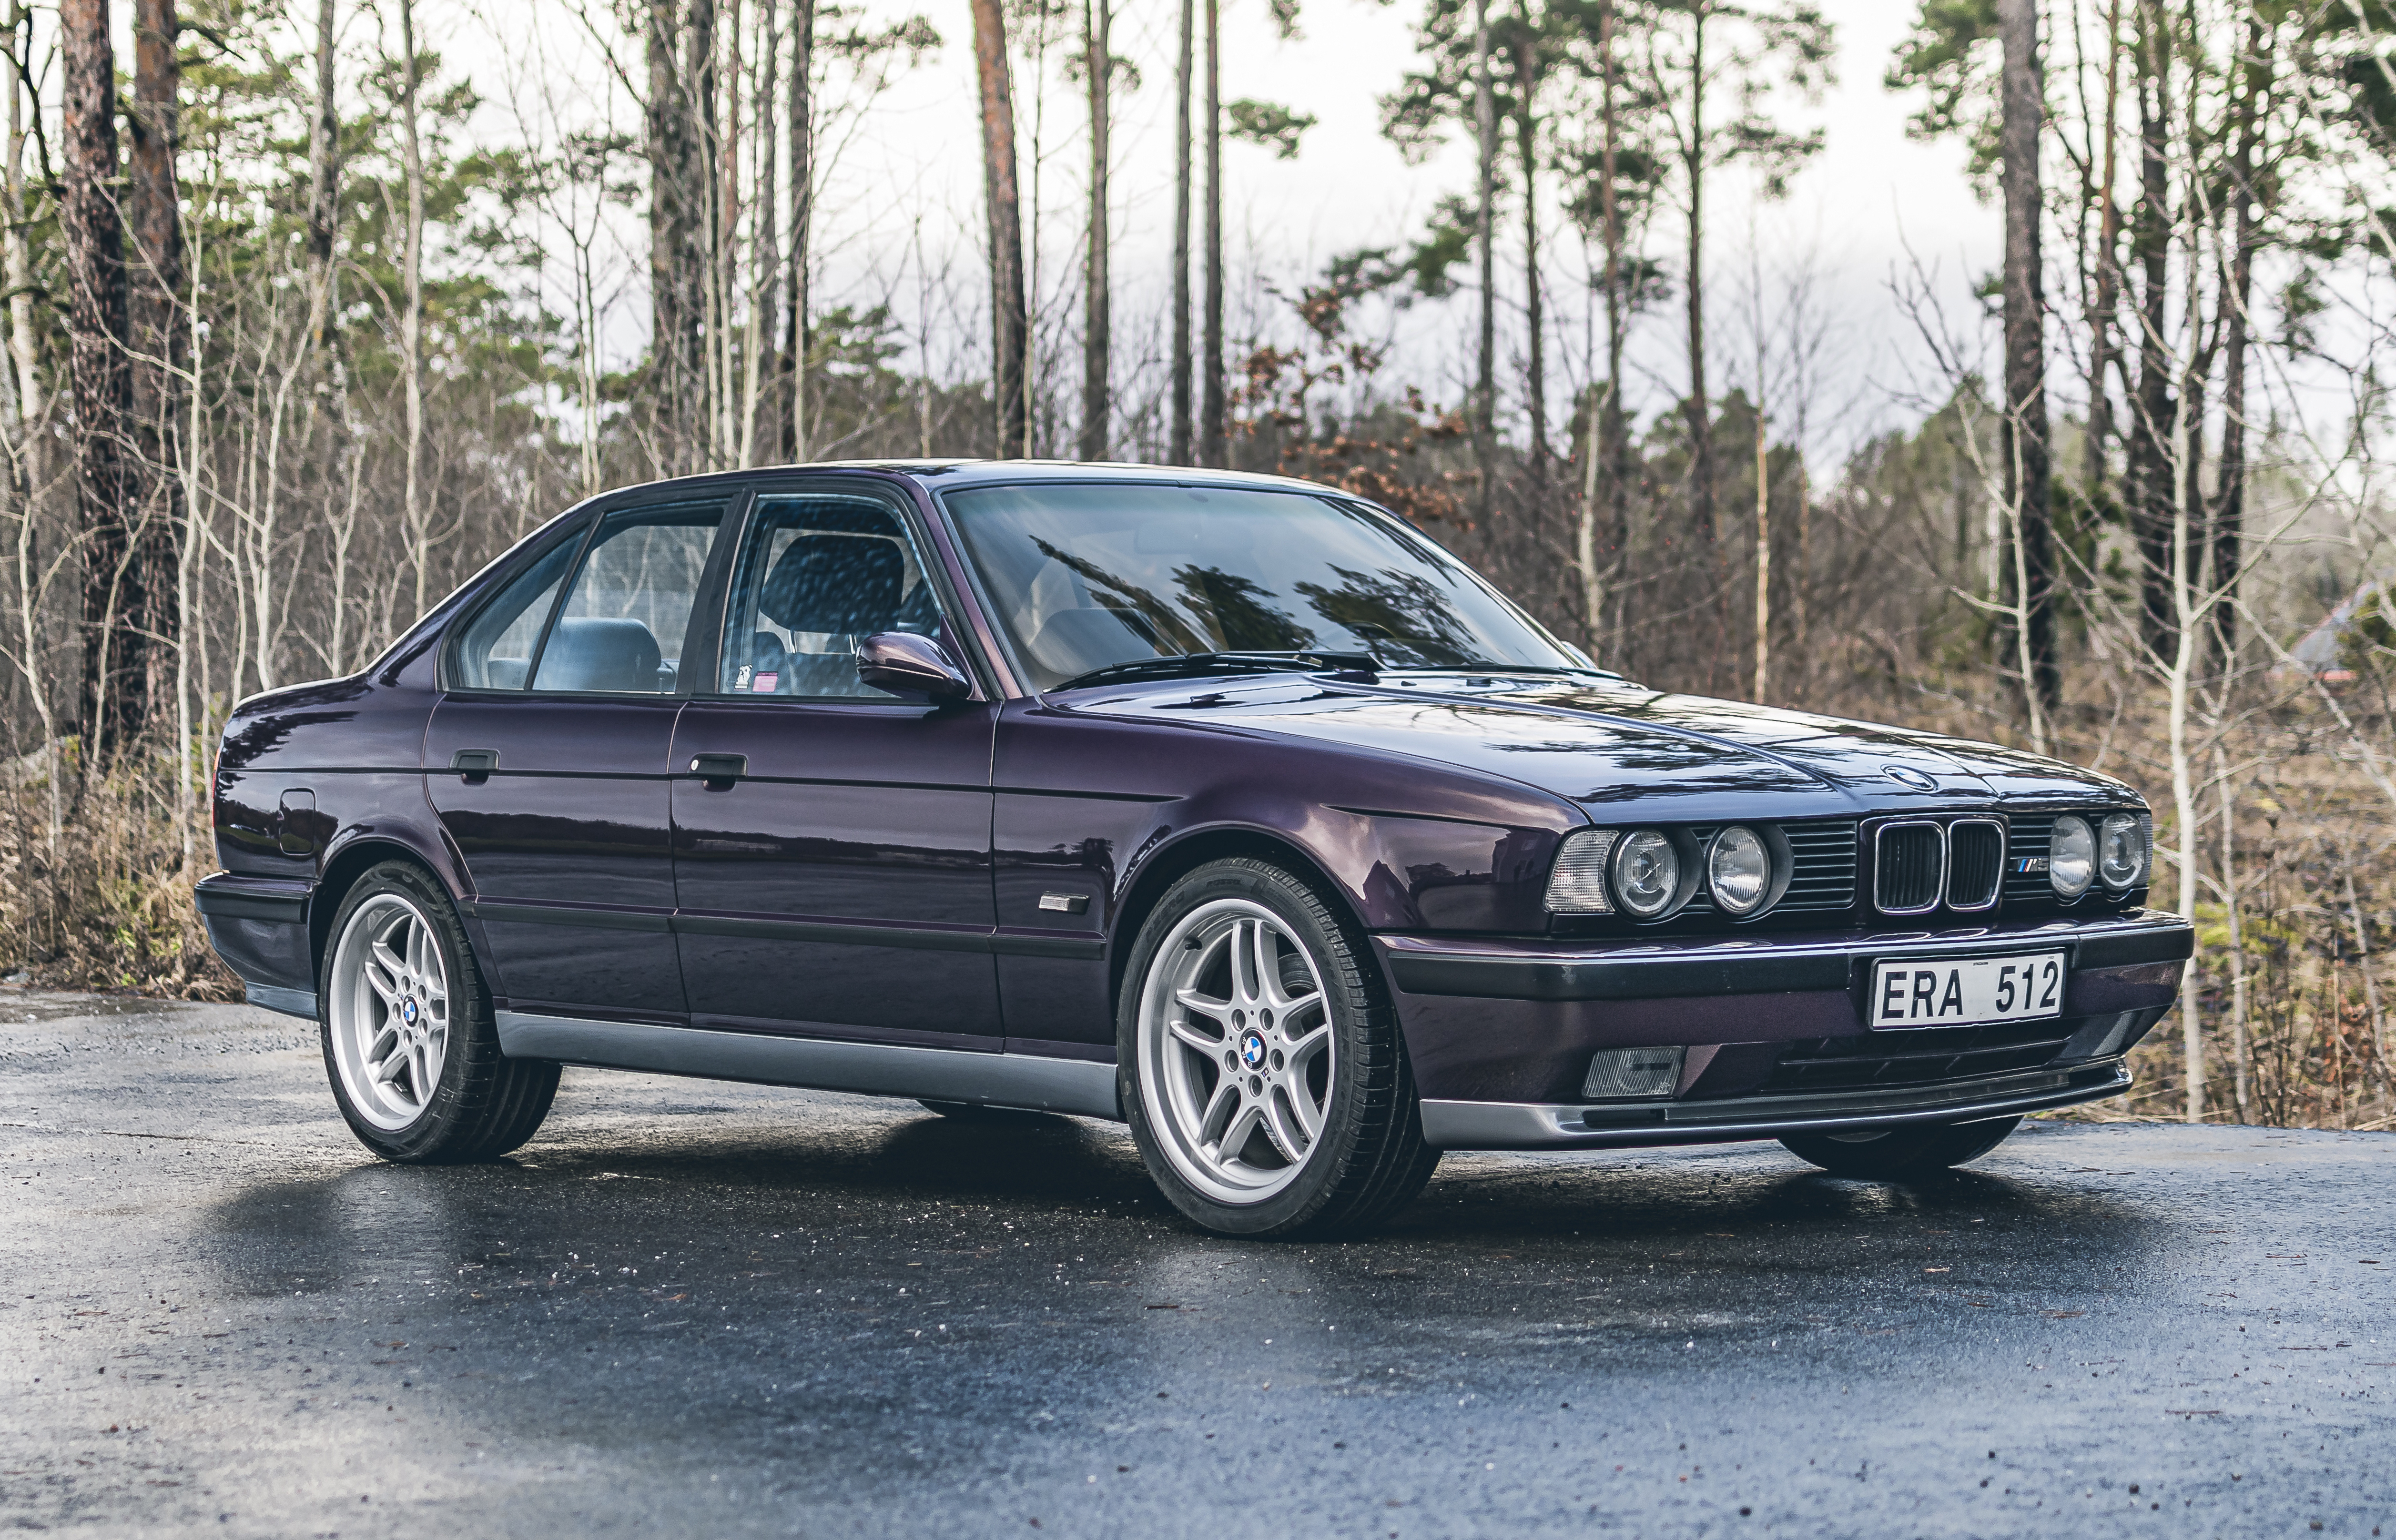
[494,1012,1123,1121]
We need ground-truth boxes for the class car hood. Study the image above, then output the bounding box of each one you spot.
[1068,673,2140,821]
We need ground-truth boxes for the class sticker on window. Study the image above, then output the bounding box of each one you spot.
[751,672,779,693]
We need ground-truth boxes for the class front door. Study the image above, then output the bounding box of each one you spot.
[669,484,1002,1046]
[426,495,731,1020]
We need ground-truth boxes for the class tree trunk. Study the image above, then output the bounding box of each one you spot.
[1079,0,1110,461]
[1753,376,1769,701]
[648,0,706,472]
[1998,0,2056,726]
[1199,0,1224,466]
[1472,0,1496,518]
[744,0,778,468]
[1682,10,1714,553]
[784,0,813,460]
[130,0,183,735]
[1600,0,1627,661]
[305,0,339,354]
[2214,18,2266,655]
[969,0,1029,458]
[1516,62,1546,473]
[1,6,40,437]
[2131,0,2173,658]
[1170,0,1193,465]
[2083,0,2122,508]
[399,0,429,616]
[64,0,136,752]
[1682,5,1718,687]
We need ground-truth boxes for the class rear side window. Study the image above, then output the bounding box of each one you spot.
[451,499,725,694]
[532,502,724,693]
[715,493,944,698]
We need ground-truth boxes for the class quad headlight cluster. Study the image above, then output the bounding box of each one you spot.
[2050,810,2152,899]
[1545,824,1781,919]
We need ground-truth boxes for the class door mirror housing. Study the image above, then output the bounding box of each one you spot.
[856,632,973,701]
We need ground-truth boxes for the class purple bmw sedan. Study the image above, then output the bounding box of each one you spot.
[196,462,2189,1237]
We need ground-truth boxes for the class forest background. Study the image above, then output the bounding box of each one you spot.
[9,0,2396,1130]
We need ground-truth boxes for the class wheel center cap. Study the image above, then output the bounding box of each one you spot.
[401,998,418,1026]
[1239,1032,1267,1070]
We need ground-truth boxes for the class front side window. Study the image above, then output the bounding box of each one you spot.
[945,482,1583,690]
[715,492,945,698]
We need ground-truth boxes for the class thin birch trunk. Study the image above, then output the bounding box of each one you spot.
[1079,0,1109,461]
[1199,0,1223,466]
[1170,0,1193,465]
[399,0,429,617]
[1472,0,1495,518]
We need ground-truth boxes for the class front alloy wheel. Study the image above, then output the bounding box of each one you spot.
[1140,898,1337,1205]
[1121,857,1439,1237]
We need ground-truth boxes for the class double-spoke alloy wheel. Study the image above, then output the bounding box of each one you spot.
[329,893,452,1130]
[1120,857,1440,1237]
[1140,898,1336,1204]
[318,861,559,1162]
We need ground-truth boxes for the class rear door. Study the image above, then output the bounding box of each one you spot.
[668,482,1003,1047]
[426,496,735,1020]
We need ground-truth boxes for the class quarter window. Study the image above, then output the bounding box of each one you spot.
[716,493,945,698]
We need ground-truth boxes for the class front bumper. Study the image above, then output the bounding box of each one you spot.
[1376,910,2189,1150]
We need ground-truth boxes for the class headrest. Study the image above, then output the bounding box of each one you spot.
[536,616,662,693]
[759,536,905,635]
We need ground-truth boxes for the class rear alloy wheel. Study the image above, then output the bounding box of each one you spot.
[321,861,559,1163]
[1779,1115,2022,1179]
[1121,858,1438,1238]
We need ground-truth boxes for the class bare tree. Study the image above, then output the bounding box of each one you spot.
[970,0,1028,458]
[1472,0,1496,516]
[1171,0,1193,464]
[785,0,812,460]
[1998,0,2055,719]
[63,0,136,751]
[129,0,183,733]
[1079,0,1109,461]
[1199,0,1223,466]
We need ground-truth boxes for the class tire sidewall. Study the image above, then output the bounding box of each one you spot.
[318,861,493,1161]
[1118,858,1387,1236]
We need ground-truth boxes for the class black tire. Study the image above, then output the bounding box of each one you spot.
[1779,1115,2022,1179]
[1118,856,1438,1238]
[317,861,559,1163]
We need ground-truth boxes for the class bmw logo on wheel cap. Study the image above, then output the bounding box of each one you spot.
[401,999,418,1026]
[1240,1032,1267,1069]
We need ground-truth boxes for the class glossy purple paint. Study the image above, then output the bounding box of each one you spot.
[197,462,2190,1149]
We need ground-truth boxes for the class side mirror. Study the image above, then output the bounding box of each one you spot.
[856,632,974,701]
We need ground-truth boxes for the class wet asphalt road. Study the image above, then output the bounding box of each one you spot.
[3,994,2392,1538]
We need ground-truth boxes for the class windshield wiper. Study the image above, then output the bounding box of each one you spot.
[1050,649,1380,692]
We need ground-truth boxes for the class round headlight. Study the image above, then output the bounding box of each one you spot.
[1707,825,1772,916]
[2099,812,2148,888]
[2050,814,2096,899]
[1611,829,1681,919]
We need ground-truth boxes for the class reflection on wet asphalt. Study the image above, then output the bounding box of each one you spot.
[3,994,2391,1537]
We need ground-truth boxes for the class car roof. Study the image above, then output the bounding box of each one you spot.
[583,459,1350,505]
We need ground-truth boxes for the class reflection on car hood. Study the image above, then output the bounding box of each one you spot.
[1068,673,2141,819]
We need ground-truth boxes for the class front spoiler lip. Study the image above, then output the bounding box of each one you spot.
[1418,1061,2132,1150]
[1382,911,2193,1003]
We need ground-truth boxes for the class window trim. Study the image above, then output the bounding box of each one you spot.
[696,476,980,705]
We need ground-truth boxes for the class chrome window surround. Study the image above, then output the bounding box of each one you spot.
[1872,819,1948,917]
[1943,816,2007,912]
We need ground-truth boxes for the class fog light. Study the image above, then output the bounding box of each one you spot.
[1582,1045,1686,1101]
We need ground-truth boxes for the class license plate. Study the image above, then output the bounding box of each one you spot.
[1868,951,2065,1029]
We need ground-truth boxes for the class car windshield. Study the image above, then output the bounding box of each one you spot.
[946,482,1586,690]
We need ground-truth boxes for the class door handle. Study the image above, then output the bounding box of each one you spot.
[450,748,498,783]
[690,752,747,789]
